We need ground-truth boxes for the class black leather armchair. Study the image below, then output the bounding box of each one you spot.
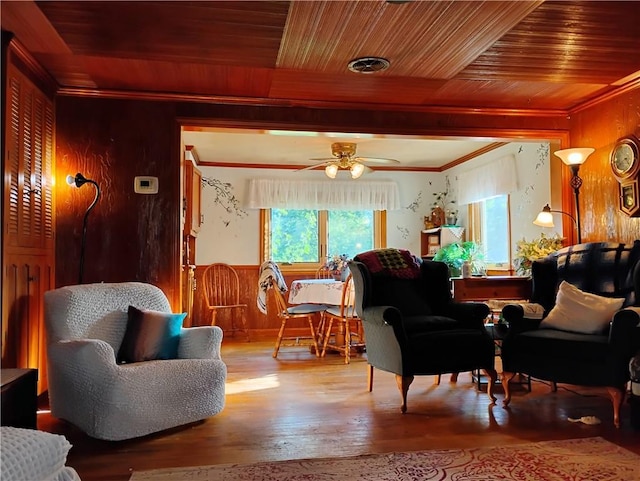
[349,249,497,413]
[500,241,640,427]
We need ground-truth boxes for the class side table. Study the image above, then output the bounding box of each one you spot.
[1,368,38,429]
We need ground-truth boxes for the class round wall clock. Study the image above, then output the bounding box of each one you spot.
[610,135,640,180]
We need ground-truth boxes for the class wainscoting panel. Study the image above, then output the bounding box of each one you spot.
[192,265,319,339]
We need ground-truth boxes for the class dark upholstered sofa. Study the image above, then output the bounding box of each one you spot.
[500,241,640,427]
[349,249,497,413]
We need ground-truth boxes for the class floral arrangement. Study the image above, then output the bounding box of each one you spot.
[432,191,457,216]
[431,176,457,216]
[513,233,564,275]
[325,254,350,272]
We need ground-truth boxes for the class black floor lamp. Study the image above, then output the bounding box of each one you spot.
[534,147,594,244]
[66,173,101,284]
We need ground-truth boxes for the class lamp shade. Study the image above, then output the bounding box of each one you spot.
[554,147,594,166]
[350,162,365,179]
[325,163,338,179]
[533,209,555,227]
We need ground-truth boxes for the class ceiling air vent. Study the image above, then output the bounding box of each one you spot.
[347,57,390,74]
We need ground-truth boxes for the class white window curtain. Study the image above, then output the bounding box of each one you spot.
[247,179,401,210]
[457,154,518,205]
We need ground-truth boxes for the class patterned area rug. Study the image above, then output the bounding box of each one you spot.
[129,437,640,481]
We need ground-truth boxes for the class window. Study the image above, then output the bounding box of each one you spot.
[271,209,319,263]
[262,209,384,269]
[327,210,375,257]
[468,195,511,270]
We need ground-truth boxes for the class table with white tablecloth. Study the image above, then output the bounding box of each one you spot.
[288,278,345,306]
[289,278,362,357]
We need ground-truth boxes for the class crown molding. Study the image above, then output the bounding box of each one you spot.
[56,86,569,119]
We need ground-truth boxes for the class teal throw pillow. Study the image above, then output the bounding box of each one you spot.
[117,306,186,363]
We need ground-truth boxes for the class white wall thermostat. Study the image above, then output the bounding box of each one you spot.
[134,176,159,194]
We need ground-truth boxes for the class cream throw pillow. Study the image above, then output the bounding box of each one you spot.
[540,281,625,334]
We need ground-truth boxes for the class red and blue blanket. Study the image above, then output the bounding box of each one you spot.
[355,248,421,279]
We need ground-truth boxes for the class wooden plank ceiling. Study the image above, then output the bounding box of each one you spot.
[2,0,639,113]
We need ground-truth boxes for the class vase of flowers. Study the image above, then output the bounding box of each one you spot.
[431,182,457,227]
[326,254,351,281]
[513,233,564,276]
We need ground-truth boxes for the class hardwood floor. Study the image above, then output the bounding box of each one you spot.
[38,339,640,481]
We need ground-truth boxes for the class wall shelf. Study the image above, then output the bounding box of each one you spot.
[420,226,465,258]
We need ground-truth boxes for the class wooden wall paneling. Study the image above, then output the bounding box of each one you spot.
[54,97,182,308]
[568,87,640,242]
[192,265,319,339]
[193,265,260,331]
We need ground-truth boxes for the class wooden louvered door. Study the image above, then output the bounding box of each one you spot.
[2,49,55,396]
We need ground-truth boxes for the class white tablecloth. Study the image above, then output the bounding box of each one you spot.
[289,279,344,305]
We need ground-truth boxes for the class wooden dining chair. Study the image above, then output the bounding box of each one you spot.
[202,263,249,340]
[320,274,364,364]
[315,266,333,279]
[314,265,337,343]
[270,279,327,358]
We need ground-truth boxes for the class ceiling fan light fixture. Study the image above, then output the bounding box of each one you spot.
[347,57,390,74]
[325,163,339,179]
[350,162,365,179]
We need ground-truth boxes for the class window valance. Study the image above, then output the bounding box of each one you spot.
[247,179,401,210]
[457,154,518,205]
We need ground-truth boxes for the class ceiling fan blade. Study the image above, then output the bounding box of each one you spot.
[355,156,400,164]
[294,161,329,172]
[309,157,338,161]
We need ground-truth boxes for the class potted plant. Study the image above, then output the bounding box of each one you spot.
[431,177,458,226]
[433,241,485,277]
[513,233,564,276]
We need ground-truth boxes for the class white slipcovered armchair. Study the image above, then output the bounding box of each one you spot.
[0,427,80,481]
[44,282,227,441]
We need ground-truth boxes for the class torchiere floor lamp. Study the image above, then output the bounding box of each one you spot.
[549,147,594,244]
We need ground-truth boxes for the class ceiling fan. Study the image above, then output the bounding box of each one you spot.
[298,142,400,179]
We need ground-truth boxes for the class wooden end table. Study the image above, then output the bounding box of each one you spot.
[1,368,38,429]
